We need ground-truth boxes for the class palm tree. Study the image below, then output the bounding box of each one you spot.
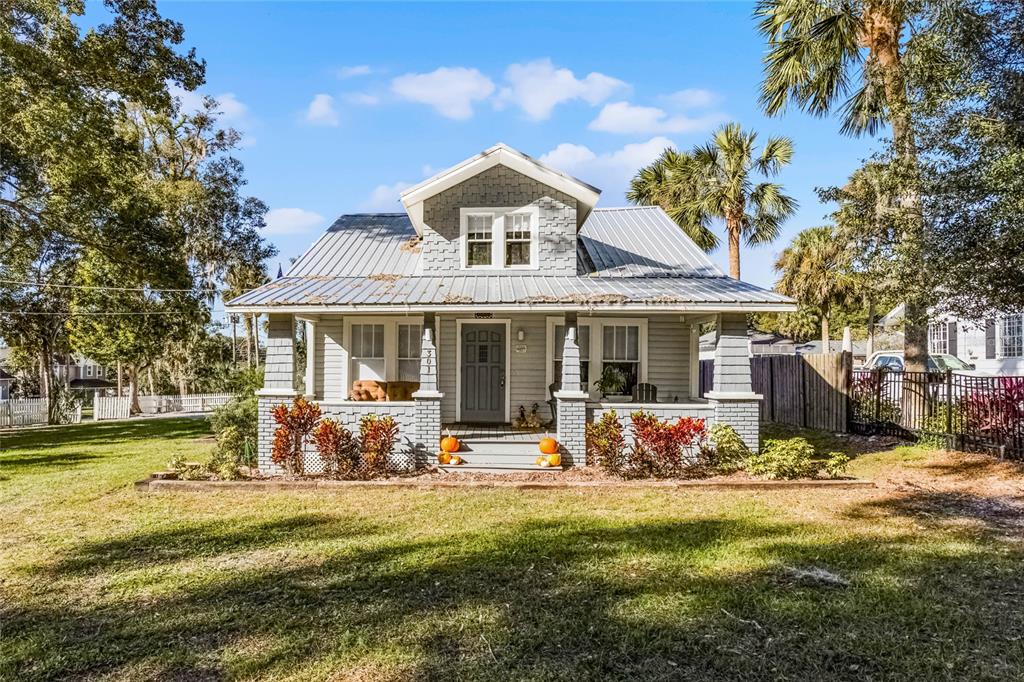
[629,123,797,280]
[774,226,859,347]
[755,0,927,369]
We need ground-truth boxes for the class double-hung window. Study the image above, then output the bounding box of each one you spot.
[505,213,532,267]
[998,314,1024,359]
[602,324,640,395]
[86,365,93,378]
[350,323,385,381]
[928,322,948,355]
[465,214,493,267]
[553,325,590,390]
[397,324,423,382]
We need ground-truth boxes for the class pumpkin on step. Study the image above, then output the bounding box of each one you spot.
[535,455,546,466]
[437,451,451,465]
[547,453,561,467]
[450,454,463,465]
[538,436,558,455]
[440,432,460,453]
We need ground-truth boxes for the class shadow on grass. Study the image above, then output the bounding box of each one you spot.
[849,490,1024,535]
[5,512,1024,681]
[0,451,101,470]
[0,418,211,453]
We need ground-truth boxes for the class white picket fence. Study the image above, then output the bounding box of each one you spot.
[137,393,234,415]
[94,396,131,421]
[0,398,48,428]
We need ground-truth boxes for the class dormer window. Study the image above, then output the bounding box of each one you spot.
[460,207,538,270]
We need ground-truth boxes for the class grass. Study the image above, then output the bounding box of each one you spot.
[2,418,1023,680]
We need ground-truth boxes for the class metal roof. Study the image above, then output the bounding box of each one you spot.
[232,206,795,311]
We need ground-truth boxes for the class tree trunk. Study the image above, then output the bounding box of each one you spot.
[117,361,123,396]
[127,366,141,415]
[38,345,51,400]
[726,217,741,279]
[148,366,155,396]
[866,299,876,358]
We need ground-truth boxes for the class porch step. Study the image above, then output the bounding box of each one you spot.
[437,438,558,469]
[437,463,563,474]
[454,440,544,456]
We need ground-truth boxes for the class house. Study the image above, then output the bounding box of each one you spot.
[0,368,13,400]
[795,339,868,365]
[226,144,795,473]
[882,304,1024,374]
[698,330,797,361]
[55,355,117,389]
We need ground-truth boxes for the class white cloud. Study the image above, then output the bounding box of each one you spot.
[589,101,725,135]
[660,88,720,109]
[305,94,340,126]
[391,67,495,120]
[337,64,372,79]
[343,92,380,106]
[540,137,675,200]
[263,208,325,236]
[170,86,255,145]
[361,181,413,211]
[496,59,628,121]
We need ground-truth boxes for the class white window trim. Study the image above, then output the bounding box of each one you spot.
[459,206,540,271]
[454,317,512,423]
[342,316,426,391]
[545,316,648,398]
[997,314,1024,359]
[928,322,948,355]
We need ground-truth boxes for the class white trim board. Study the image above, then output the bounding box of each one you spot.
[459,206,540,271]
[454,318,512,424]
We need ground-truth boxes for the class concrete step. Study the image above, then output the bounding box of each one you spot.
[437,463,563,473]
[436,452,545,466]
[455,440,543,456]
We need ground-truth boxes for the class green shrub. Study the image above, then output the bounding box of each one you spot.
[747,437,818,480]
[703,423,749,473]
[823,452,851,479]
[209,395,258,467]
[585,410,626,474]
[919,403,959,449]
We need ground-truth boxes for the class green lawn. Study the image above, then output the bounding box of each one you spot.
[2,418,1023,681]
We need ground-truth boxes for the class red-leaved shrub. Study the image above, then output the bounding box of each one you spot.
[628,412,707,478]
[312,418,359,479]
[586,410,626,473]
[270,397,321,475]
[359,414,399,479]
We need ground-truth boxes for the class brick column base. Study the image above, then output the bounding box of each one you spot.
[709,395,760,452]
[412,392,443,469]
[555,392,587,467]
[256,391,299,476]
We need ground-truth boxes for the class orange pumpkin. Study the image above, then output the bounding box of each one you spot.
[437,451,452,465]
[547,453,561,467]
[539,436,558,455]
[440,433,460,453]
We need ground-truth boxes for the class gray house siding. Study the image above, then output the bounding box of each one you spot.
[647,315,691,401]
[420,165,578,276]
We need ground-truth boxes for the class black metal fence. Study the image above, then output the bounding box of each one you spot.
[850,370,1024,459]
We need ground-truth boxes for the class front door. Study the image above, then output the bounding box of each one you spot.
[461,324,506,423]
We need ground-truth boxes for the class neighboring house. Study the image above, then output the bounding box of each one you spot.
[226,144,795,472]
[795,340,868,365]
[699,331,797,361]
[882,304,1024,375]
[54,355,117,389]
[0,368,13,400]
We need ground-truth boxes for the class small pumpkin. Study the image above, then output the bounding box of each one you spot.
[539,435,558,455]
[539,458,551,468]
[450,454,463,465]
[440,431,460,453]
[535,455,547,466]
[437,451,452,465]
[547,452,561,467]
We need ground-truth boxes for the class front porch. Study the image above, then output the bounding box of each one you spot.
[254,310,760,474]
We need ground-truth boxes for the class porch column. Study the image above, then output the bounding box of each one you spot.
[706,312,760,452]
[303,319,316,399]
[256,313,299,475]
[412,317,442,467]
[554,323,588,467]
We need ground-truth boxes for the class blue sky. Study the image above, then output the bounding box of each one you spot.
[153,1,875,289]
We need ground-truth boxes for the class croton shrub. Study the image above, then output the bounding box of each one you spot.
[628,411,707,478]
[270,397,322,475]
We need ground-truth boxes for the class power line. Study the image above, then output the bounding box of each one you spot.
[0,278,219,293]
[0,309,226,316]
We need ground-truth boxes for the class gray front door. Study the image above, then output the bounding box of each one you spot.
[461,324,506,423]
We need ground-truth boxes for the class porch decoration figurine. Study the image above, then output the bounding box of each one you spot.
[440,431,460,453]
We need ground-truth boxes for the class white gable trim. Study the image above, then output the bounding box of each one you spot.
[400,144,601,235]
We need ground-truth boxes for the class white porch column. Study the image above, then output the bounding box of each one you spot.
[256,313,300,474]
[412,317,442,467]
[555,322,588,467]
[706,312,761,451]
[303,319,317,399]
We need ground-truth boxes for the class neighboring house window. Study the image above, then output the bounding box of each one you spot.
[350,323,385,381]
[553,324,590,389]
[998,314,1024,358]
[505,213,532,267]
[928,322,948,355]
[397,324,422,382]
[602,324,640,395]
[86,365,93,378]
[465,214,493,267]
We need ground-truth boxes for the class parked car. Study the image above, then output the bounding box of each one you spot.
[861,351,984,374]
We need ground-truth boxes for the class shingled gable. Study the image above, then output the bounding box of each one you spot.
[400,143,601,235]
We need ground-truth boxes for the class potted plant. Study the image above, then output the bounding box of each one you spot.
[594,365,629,402]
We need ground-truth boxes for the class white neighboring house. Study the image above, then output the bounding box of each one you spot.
[55,355,117,389]
[0,368,13,400]
[882,304,1024,375]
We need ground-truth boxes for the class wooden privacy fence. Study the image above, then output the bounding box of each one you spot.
[701,352,853,432]
[0,398,48,428]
